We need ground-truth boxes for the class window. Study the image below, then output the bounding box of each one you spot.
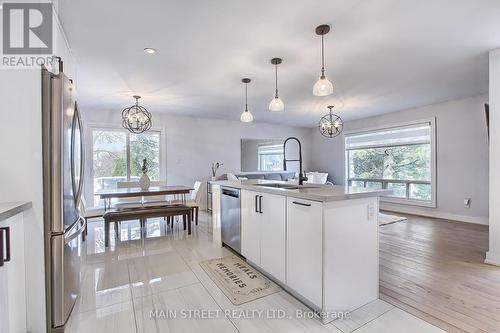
[258,143,284,171]
[345,120,435,207]
[92,129,161,205]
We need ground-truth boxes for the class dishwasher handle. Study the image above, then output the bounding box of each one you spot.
[222,188,240,198]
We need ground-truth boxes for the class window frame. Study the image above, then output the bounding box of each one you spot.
[344,118,437,208]
[88,124,164,206]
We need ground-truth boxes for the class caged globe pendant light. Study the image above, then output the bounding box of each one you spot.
[269,58,284,112]
[319,105,343,138]
[240,78,254,122]
[313,24,334,96]
[121,95,152,134]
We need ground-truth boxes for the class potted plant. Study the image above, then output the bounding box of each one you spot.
[139,158,151,190]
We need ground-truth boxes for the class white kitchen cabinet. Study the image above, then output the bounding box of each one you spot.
[216,182,382,324]
[260,193,286,283]
[0,212,27,333]
[241,190,261,265]
[286,197,323,308]
[241,190,286,283]
[323,198,379,312]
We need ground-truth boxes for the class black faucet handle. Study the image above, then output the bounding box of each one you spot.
[298,173,308,185]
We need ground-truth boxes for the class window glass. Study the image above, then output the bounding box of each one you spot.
[92,129,161,206]
[346,122,433,203]
[92,130,127,205]
[348,144,431,181]
[130,132,160,180]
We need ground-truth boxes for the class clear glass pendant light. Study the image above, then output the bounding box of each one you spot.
[313,76,334,96]
[269,97,284,112]
[240,78,254,122]
[313,25,334,96]
[269,58,284,112]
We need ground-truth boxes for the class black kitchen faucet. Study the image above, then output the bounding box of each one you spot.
[283,137,308,185]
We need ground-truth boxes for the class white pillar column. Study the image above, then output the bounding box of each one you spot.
[486,48,500,266]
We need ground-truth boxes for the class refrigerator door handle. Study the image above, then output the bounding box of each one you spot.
[65,218,86,244]
[70,102,84,207]
[73,102,85,206]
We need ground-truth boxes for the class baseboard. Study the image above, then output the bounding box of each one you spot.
[380,204,489,225]
[485,251,500,266]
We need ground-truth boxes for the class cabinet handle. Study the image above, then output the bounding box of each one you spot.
[0,227,10,267]
[292,201,311,207]
[259,196,263,214]
[255,195,259,213]
[0,228,3,267]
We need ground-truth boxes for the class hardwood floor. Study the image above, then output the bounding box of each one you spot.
[379,213,500,333]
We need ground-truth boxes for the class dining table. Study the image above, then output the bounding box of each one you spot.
[97,185,194,212]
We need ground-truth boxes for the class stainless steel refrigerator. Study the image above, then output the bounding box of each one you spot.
[42,63,85,332]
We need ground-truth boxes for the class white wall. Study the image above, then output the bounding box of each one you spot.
[0,70,45,332]
[0,5,76,331]
[81,109,312,209]
[310,95,490,224]
[486,49,500,266]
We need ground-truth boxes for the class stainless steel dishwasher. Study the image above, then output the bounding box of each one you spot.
[221,187,241,254]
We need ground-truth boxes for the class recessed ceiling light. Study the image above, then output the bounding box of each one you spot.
[143,48,157,54]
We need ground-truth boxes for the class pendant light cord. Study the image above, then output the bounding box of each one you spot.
[321,34,325,77]
[245,82,248,111]
[275,63,279,98]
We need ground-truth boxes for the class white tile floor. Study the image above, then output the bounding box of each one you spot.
[66,213,445,333]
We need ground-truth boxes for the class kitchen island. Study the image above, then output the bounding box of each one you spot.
[210,179,391,323]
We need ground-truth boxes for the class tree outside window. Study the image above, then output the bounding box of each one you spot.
[92,129,161,205]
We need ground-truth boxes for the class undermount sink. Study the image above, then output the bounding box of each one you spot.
[254,183,318,190]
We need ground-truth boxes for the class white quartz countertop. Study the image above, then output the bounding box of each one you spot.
[211,180,392,202]
[0,202,32,222]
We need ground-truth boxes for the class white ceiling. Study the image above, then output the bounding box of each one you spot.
[59,0,500,127]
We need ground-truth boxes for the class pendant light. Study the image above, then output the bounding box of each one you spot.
[313,24,334,96]
[121,95,152,133]
[319,105,343,138]
[240,78,254,122]
[269,58,284,112]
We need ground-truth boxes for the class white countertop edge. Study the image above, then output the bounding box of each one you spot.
[210,180,392,202]
[0,202,32,222]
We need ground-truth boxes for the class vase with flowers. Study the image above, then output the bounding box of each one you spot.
[211,162,224,181]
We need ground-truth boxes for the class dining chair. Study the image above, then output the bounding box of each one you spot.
[170,181,201,226]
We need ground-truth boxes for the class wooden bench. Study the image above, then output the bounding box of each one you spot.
[102,205,192,247]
